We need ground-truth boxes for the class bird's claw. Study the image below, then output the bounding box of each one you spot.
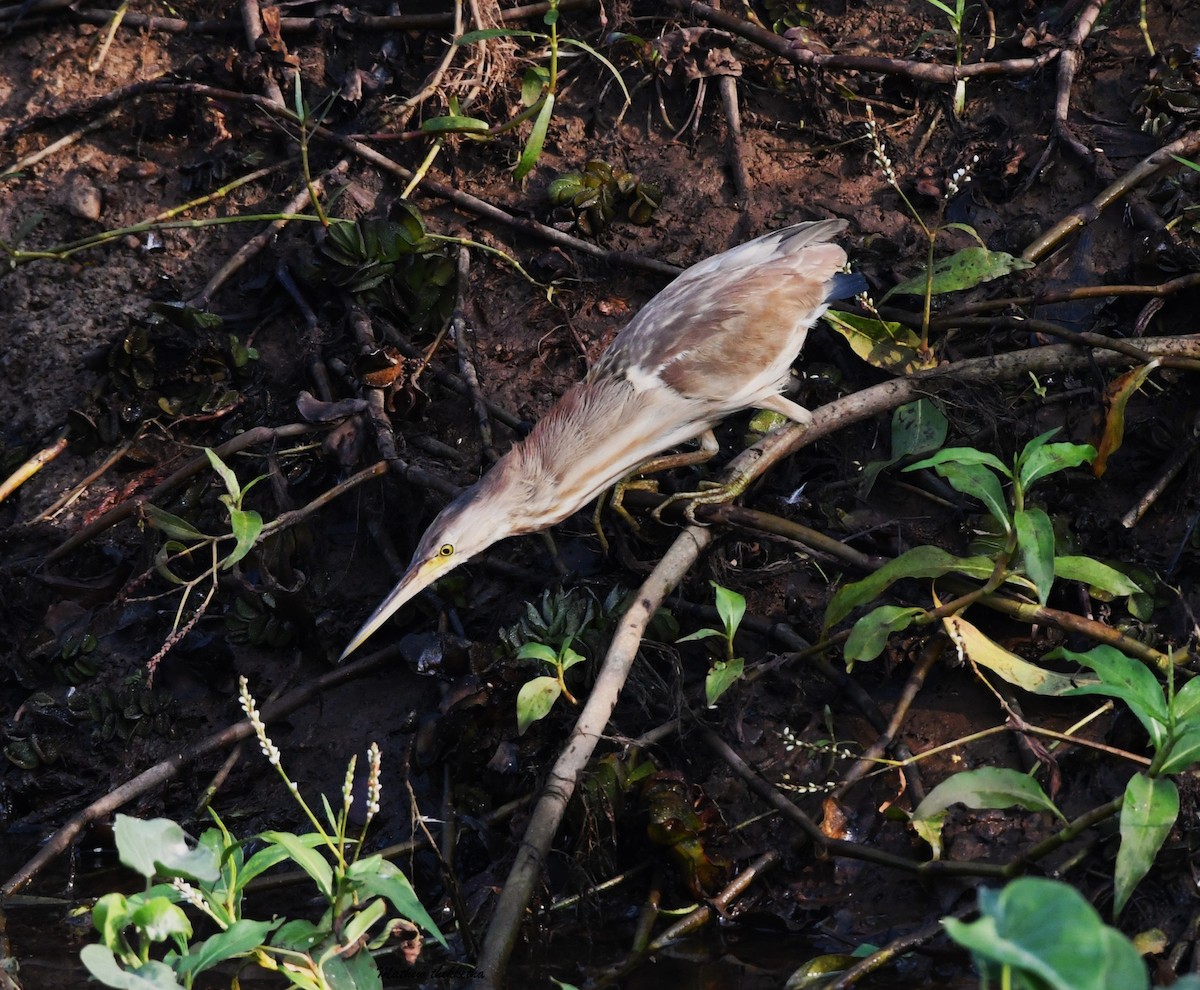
[651,479,748,525]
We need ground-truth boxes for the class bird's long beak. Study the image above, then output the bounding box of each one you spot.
[339,556,446,661]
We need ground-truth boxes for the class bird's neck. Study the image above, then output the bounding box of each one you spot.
[498,376,707,528]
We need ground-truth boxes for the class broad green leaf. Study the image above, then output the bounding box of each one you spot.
[914,767,1063,823]
[516,642,558,664]
[420,115,491,134]
[1053,556,1143,598]
[114,815,221,882]
[513,92,554,181]
[129,898,192,942]
[1014,507,1055,605]
[844,605,923,664]
[822,309,937,374]
[933,461,1012,531]
[947,616,1098,695]
[1018,442,1097,492]
[560,645,587,671]
[173,919,281,978]
[93,892,132,950]
[705,658,744,706]
[1171,674,1200,724]
[1158,727,1200,775]
[204,447,242,502]
[80,946,185,990]
[677,627,724,644]
[322,950,382,990]
[861,399,948,496]
[907,445,1011,477]
[261,831,334,900]
[1094,361,1159,477]
[1014,428,1061,472]
[887,247,1034,298]
[222,507,262,569]
[825,545,1000,628]
[239,844,295,887]
[349,857,447,946]
[338,897,387,948]
[892,398,948,460]
[520,66,549,107]
[1114,773,1178,915]
[944,878,1149,990]
[517,675,561,734]
[713,584,745,638]
[1055,645,1168,747]
[143,503,207,541]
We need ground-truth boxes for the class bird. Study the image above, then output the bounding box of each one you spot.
[341,219,863,659]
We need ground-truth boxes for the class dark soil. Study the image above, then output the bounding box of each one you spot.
[2,1,1200,988]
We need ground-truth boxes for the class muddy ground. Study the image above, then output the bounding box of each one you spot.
[2,0,1200,987]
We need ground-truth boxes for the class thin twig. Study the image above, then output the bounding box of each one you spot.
[451,246,497,463]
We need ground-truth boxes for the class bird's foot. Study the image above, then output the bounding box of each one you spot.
[651,475,752,525]
[594,478,661,553]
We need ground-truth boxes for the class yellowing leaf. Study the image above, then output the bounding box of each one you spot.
[943,613,1098,695]
[823,310,938,374]
[1094,360,1160,477]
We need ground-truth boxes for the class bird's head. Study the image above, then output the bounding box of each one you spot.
[339,459,546,660]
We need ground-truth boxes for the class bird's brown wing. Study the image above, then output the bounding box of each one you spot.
[594,237,847,404]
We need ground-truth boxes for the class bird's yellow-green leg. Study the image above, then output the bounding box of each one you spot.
[654,397,813,524]
[593,429,722,550]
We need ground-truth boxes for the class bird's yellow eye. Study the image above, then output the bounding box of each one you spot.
[439,544,454,558]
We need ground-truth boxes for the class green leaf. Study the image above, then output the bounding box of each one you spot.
[114,815,221,882]
[947,616,1099,696]
[677,627,723,644]
[173,919,282,978]
[1053,556,1143,598]
[1158,727,1200,775]
[349,857,447,946]
[129,898,192,942]
[143,503,208,541]
[892,398,949,460]
[338,897,387,948]
[822,309,937,375]
[516,642,558,664]
[260,831,334,900]
[943,878,1149,990]
[1114,773,1178,916]
[517,675,561,734]
[80,946,186,990]
[825,545,1000,629]
[914,767,1063,823]
[844,605,924,664]
[713,583,745,638]
[513,92,554,181]
[322,950,382,990]
[935,462,1012,530]
[420,115,491,134]
[204,448,242,503]
[521,66,549,107]
[887,247,1034,298]
[1014,507,1055,605]
[1018,442,1097,492]
[1055,646,1169,747]
[705,658,744,706]
[907,446,1012,478]
[222,507,262,569]
[559,645,587,671]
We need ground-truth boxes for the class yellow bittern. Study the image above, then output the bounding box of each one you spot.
[342,219,861,658]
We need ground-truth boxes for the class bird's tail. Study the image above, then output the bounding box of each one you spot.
[825,271,868,302]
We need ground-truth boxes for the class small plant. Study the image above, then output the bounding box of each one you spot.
[921,0,969,116]
[825,109,1031,366]
[515,637,588,734]
[826,429,1144,678]
[429,0,630,181]
[547,159,662,234]
[678,582,747,707]
[81,678,445,989]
